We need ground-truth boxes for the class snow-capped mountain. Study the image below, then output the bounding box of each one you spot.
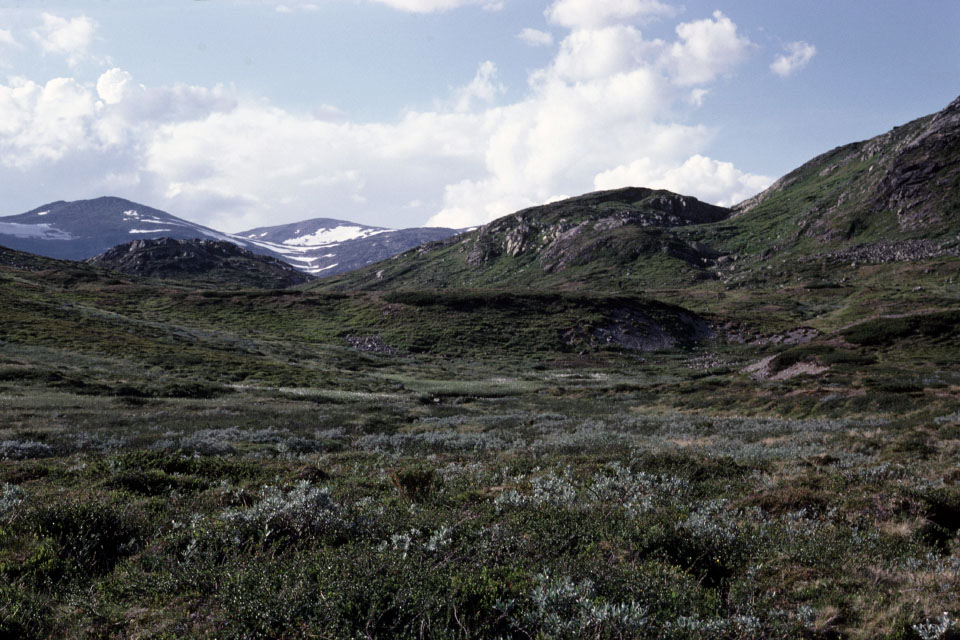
[0,197,239,261]
[235,218,459,275]
[0,197,460,276]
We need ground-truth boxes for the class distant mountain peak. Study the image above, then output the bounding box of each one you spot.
[0,197,460,277]
[233,217,457,275]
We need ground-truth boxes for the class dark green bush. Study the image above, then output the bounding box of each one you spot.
[23,498,151,586]
[842,311,960,346]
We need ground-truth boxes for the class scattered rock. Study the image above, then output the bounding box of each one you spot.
[345,335,399,355]
[743,355,829,381]
[802,239,959,265]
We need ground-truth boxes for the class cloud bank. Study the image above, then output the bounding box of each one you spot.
[0,6,774,231]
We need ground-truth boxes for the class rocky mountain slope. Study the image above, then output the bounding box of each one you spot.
[0,197,459,277]
[315,187,732,291]
[86,238,313,289]
[726,95,960,257]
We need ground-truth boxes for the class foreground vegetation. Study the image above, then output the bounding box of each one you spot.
[1,246,958,638]
[2,338,960,638]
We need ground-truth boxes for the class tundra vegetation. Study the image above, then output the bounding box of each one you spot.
[0,249,958,639]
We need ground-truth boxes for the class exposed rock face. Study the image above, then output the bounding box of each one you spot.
[876,95,960,230]
[463,187,731,269]
[86,238,313,288]
[586,306,713,351]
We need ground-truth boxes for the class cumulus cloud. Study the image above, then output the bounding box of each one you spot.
[142,105,487,230]
[0,69,235,170]
[30,13,97,67]
[663,10,752,86]
[453,61,505,112]
[594,154,771,207]
[1,6,771,231]
[96,68,135,105]
[0,77,96,167]
[550,25,659,81]
[518,28,554,47]
[771,41,816,77]
[546,0,674,29]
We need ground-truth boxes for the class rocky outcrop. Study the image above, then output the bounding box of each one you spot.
[86,238,313,288]
[462,187,731,268]
[876,96,960,230]
[803,239,960,265]
[345,335,399,355]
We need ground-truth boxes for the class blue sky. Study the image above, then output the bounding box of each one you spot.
[0,0,957,232]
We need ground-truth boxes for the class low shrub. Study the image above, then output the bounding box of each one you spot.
[21,497,151,586]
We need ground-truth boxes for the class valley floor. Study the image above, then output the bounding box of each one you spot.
[2,347,959,639]
[1,253,959,638]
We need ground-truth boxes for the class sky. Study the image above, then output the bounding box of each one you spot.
[0,1,957,233]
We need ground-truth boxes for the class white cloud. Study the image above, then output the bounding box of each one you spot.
[274,2,320,12]
[141,104,486,230]
[453,60,505,112]
[30,13,97,67]
[0,29,19,48]
[518,28,554,48]
[687,88,708,106]
[96,68,135,105]
[0,69,235,171]
[771,41,816,77]
[594,154,771,207]
[312,103,347,121]
[663,10,752,86]
[546,0,674,29]
[0,77,96,167]
[368,0,501,13]
[1,9,769,231]
[551,25,659,81]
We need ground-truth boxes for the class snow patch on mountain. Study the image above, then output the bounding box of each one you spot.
[282,226,388,247]
[130,229,172,233]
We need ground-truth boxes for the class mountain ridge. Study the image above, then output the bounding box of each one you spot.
[0,197,460,277]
